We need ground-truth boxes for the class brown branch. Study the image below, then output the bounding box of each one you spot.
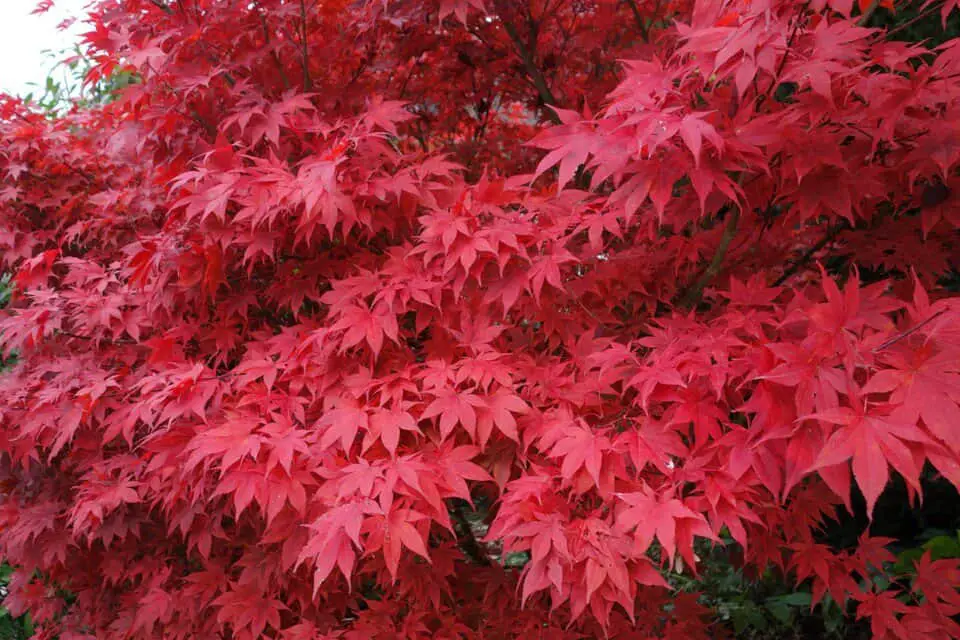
[677,205,740,309]
[397,56,424,100]
[57,331,136,345]
[773,221,848,286]
[856,0,880,27]
[450,502,491,566]
[345,51,372,91]
[883,2,942,39]
[258,9,290,90]
[411,120,429,152]
[148,0,174,14]
[500,18,561,125]
[624,0,649,42]
[496,7,596,189]
[757,3,808,110]
[188,108,218,139]
[299,0,313,91]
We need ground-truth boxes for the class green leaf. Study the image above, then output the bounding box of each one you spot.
[764,592,810,625]
[731,601,767,633]
[894,548,926,574]
[768,592,812,607]
[923,534,960,560]
[822,596,845,635]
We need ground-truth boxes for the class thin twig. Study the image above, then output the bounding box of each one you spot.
[757,2,809,110]
[677,205,740,309]
[411,121,429,152]
[148,0,174,14]
[856,0,881,27]
[299,0,313,91]
[450,502,491,566]
[624,0,649,42]
[497,8,593,189]
[872,309,947,352]
[883,2,942,40]
[397,56,424,100]
[58,331,136,345]
[258,8,290,90]
[500,19,561,125]
[773,221,848,286]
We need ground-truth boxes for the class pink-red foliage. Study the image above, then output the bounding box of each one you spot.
[1,0,959,637]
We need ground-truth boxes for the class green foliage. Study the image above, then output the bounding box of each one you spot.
[21,45,137,116]
[894,531,960,575]
[869,3,960,48]
[0,564,32,640]
[669,540,856,639]
[0,275,12,371]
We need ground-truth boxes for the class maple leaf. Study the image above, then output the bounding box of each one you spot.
[437,0,486,24]
[809,404,929,518]
[362,97,414,135]
[529,110,597,188]
[912,553,960,614]
[865,342,960,452]
[213,583,288,638]
[422,388,484,441]
[365,506,433,581]
[365,408,421,456]
[678,113,725,167]
[261,415,310,474]
[616,489,716,571]
[2,0,960,636]
[527,248,576,304]
[31,0,55,14]
[331,302,399,356]
[538,419,612,491]
[618,417,687,474]
[316,399,369,453]
[185,415,264,473]
[297,501,375,591]
[856,590,911,639]
[14,249,59,290]
[476,388,528,446]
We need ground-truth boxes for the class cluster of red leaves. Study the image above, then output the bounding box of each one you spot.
[1,0,959,638]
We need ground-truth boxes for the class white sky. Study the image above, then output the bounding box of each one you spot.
[0,0,89,98]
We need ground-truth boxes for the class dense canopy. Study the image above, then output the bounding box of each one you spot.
[1,0,960,638]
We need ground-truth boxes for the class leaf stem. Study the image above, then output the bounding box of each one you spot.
[872,309,947,352]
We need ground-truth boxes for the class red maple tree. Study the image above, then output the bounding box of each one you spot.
[1,0,959,638]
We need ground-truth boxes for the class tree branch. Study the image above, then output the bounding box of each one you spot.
[498,7,592,189]
[148,0,174,14]
[856,0,880,27]
[757,3,808,110]
[450,502,491,566]
[299,0,313,91]
[872,309,946,352]
[773,221,848,286]
[500,19,562,125]
[624,0,649,42]
[677,205,740,309]
[883,3,941,39]
[258,8,290,90]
